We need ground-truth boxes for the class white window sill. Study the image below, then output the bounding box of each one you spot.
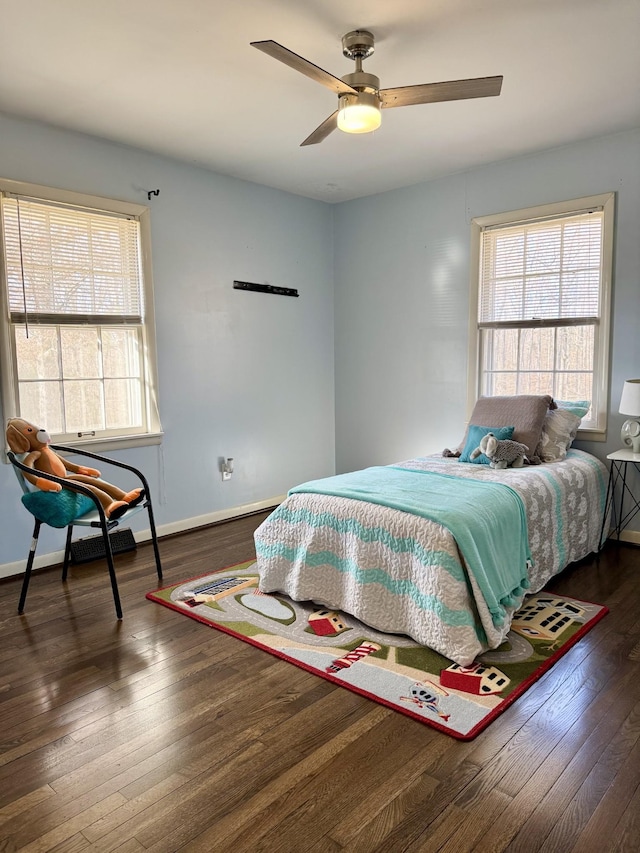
[575,429,606,443]
[49,432,163,455]
[3,430,164,463]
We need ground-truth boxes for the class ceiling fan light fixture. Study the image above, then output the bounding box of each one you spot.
[337,92,381,134]
[251,32,503,146]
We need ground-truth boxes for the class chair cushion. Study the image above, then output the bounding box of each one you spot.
[21,489,96,528]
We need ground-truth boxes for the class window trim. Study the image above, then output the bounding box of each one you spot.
[0,177,163,452]
[467,192,615,440]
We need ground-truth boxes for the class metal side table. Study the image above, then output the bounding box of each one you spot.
[600,448,640,546]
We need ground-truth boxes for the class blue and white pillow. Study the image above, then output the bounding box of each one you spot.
[537,400,589,462]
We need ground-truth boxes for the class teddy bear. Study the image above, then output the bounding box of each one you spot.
[6,417,145,519]
[469,432,528,469]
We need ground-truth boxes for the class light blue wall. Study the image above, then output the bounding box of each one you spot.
[1,113,638,570]
[0,113,336,568]
[334,174,470,470]
[334,129,640,477]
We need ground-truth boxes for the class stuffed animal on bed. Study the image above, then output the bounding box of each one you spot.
[6,418,144,519]
[470,432,528,469]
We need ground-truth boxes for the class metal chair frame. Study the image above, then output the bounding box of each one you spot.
[8,444,163,619]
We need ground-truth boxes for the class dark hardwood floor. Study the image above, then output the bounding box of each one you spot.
[0,513,638,852]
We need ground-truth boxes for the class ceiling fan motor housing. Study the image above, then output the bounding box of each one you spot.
[342,30,375,60]
[341,71,381,94]
[341,31,380,113]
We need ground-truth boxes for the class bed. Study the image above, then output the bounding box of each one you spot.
[254,397,608,666]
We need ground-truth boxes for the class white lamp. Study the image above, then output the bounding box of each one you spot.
[619,379,640,453]
[337,92,381,134]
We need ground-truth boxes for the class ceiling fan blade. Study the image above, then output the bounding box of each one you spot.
[251,40,358,96]
[380,76,503,109]
[300,111,339,146]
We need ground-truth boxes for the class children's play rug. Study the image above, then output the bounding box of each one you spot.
[146,560,608,740]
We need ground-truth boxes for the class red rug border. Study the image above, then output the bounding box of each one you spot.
[146,563,609,741]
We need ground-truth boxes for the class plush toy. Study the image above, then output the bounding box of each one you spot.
[470,432,528,469]
[6,417,144,519]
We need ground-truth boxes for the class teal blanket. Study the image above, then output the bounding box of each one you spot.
[289,465,531,627]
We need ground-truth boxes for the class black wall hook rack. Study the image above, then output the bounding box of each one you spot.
[233,280,299,297]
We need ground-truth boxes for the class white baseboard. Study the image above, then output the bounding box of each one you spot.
[0,495,284,580]
[2,503,637,581]
[613,528,640,546]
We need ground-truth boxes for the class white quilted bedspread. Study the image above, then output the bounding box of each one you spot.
[254,450,607,665]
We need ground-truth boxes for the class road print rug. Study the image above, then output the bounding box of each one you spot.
[146,560,608,740]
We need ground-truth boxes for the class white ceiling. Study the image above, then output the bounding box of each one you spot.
[1,0,639,203]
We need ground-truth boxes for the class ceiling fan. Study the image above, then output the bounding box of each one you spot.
[251,30,503,146]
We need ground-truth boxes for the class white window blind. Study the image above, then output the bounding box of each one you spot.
[479,209,603,326]
[469,193,614,436]
[3,195,143,323]
[0,181,161,448]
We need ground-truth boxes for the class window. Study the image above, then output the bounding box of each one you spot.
[469,193,614,436]
[0,178,162,448]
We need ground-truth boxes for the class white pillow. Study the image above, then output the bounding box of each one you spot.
[538,408,582,462]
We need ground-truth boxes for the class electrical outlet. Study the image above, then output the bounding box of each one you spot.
[221,457,234,481]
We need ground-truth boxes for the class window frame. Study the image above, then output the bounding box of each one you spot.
[0,177,162,452]
[467,192,615,440]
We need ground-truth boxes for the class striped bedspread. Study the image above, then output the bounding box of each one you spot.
[289,465,532,629]
[254,450,607,666]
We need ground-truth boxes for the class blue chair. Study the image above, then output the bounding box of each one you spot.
[8,445,163,619]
